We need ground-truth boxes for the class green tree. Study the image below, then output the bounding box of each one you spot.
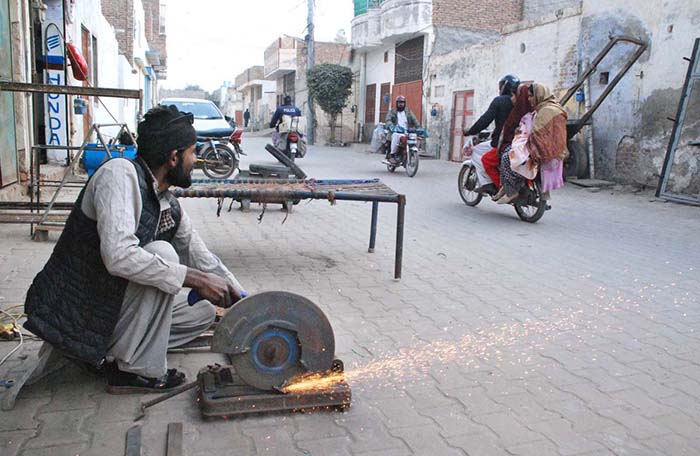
[307,64,353,143]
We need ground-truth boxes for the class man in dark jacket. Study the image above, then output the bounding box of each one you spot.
[243,108,250,128]
[464,74,519,195]
[385,95,419,162]
[24,105,246,393]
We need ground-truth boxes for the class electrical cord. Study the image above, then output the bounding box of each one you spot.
[0,308,24,368]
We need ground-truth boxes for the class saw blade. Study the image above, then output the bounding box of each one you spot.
[212,291,335,391]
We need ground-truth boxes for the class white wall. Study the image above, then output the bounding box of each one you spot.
[365,45,395,124]
[578,0,699,184]
[67,1,141,143]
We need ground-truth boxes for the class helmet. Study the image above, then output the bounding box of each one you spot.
[396,95,406,111]
[499,74,520,96]
[283,95,292,105]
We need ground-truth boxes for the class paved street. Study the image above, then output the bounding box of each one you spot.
[1,136,700,455]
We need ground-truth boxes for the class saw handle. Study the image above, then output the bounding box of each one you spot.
[188,289,248,306]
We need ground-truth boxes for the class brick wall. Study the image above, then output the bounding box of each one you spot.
[394,36,423,84]
[522,0,580,21]
[142,0,167,79]
[101,0,134,64]
[433,0,523,32]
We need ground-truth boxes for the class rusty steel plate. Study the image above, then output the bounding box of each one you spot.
[211,291,335,391]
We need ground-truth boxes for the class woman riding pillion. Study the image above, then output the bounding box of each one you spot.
[494,83,568,204]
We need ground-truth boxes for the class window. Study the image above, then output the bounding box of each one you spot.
[383,51,388,63]
[599,72,609,85]
[159,3,166,35]
[434,85,445,97]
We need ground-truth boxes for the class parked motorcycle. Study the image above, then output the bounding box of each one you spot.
[457,134,549,223]
[196,129,245,179]
[382,126,425,177]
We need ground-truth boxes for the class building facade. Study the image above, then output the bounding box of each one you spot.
[264,35,354,144]
[351,0,523,145]
[0,0,167,197]
[235,65,276,131]
[426,0,699,187]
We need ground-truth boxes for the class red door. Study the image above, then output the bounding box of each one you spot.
[392,80,423,123]
[235,110,243,126]
[365,84,376,124]
[450,90,474,162]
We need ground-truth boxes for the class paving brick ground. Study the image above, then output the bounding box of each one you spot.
[1,137,699,455]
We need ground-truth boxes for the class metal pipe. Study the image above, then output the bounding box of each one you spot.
[0,80,141,99]
[369,201,378,253]
[394,194,406,280]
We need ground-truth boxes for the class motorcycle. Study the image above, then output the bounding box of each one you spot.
[196,129,245,179]
[457,134,549,223]
[275,115,307,161]
[382,126,425,177]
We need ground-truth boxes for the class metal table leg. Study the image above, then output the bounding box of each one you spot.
[369,201,378,253]
[394,195,406,280]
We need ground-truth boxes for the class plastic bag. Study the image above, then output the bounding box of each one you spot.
[370,123,386,153]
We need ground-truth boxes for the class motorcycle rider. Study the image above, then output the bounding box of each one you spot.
[463,75,520,195]
[270,95,304,156]
[385,95,419,163]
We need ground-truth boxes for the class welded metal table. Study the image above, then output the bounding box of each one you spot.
[172,178,406,279]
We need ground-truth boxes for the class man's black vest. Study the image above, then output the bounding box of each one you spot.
[24,158,182,366]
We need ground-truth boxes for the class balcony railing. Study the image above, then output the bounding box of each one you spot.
[354,0,383,16]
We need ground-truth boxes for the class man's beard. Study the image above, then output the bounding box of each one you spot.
[167,158,192,188]
[397,105,405,112]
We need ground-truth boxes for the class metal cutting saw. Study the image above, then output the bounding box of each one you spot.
[196,290,351,418]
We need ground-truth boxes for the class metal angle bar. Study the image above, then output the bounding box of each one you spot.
[658,192,700,206]
[657,38,700,197]
[559,35,648,106]
[0,80,142,99]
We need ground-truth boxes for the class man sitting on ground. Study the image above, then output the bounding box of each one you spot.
[24,105,245,393]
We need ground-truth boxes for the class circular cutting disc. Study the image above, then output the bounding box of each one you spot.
[212,291,335,391]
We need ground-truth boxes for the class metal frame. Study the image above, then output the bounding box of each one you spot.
[656,38,700,206]
[29,123,136,235]
[0,80,143,232]
[559,35,649,139]
[173,178,407,280]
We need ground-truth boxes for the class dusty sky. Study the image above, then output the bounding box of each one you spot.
[162,0,353,91]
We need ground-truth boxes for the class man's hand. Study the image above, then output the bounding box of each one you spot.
[185,269,243,308]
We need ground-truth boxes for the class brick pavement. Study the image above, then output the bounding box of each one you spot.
[1,137,699,455]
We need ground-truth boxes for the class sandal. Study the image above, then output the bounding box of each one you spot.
[105,362,186,394]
